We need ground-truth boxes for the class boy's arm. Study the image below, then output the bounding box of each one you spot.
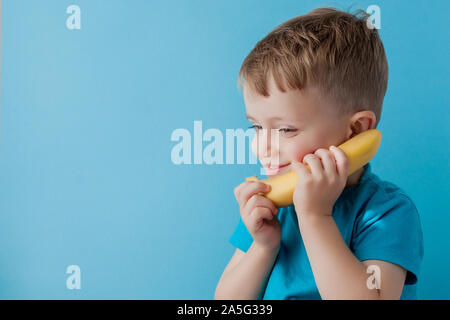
[291,147,407,299]
[214,242,279,300]
[298,214,407,300]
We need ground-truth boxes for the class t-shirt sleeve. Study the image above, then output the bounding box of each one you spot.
[351,192,424,285]
[229,217,253,253]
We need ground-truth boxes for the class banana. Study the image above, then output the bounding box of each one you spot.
[245,129,382,208]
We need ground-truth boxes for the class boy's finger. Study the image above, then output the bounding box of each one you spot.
[245,194,278,215]
[234,181,256,205]
[238,182,271,207]
[315,148,337,176]
[290,160,311,178]
[234,180,250,198]
[302,154,324,179]
[330,146,349,178]
[250,207,274,226]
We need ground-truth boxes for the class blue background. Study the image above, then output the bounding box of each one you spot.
[0,0,449,299]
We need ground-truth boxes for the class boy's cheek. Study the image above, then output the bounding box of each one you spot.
[287,144,312,164]
[251,137,258,158]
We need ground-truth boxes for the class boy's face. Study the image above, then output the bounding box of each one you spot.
[244,75,350,177]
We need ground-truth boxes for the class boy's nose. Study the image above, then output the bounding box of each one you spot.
[258,128,280,158]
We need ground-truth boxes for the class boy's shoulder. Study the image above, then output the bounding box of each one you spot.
[350,163,419,221]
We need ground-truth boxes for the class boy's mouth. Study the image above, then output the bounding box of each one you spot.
[264,163,290,176]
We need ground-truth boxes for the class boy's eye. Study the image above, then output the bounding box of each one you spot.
[248,125,297,134]
[279,128,297,133]
[248,124,262,131]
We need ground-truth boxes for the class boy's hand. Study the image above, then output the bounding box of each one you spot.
[291,146,349,218]
[234,181,281,251]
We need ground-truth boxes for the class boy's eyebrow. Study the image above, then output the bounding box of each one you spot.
[246,114,284,121]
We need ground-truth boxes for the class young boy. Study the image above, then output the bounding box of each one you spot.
[215,8,424,300]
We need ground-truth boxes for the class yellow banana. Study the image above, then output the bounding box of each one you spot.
[245,129,382,208]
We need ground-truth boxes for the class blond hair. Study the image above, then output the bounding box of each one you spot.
[238,7,388,127]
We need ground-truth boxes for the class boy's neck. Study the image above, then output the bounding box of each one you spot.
[345,166,365,188]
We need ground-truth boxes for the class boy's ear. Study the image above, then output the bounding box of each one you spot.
[347,111,377,139]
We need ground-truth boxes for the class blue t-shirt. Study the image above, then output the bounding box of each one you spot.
[229,163,424,300]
